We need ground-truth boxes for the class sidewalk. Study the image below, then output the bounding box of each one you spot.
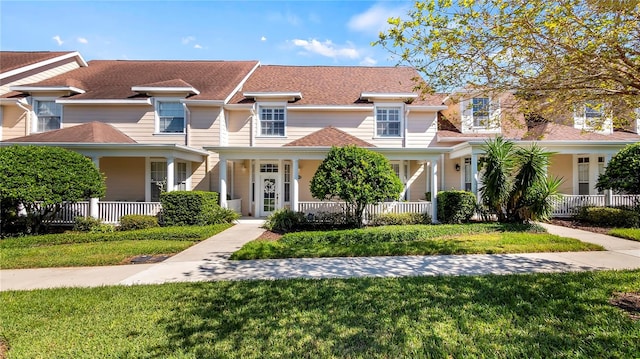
[1,221,639,291]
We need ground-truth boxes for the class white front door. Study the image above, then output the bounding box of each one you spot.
[260,173,278,217]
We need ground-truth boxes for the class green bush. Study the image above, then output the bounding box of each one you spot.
[119,215,159,231]
[369,212,431,226]
[265,208,307,233]
[437,191,477,224]
[160,191,219,226]
[575,207,640,228]
[73,217,104,232]
[207,207,240,224]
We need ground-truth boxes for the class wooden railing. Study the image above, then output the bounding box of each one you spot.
[98,202,162,224]
[298,201,432,220]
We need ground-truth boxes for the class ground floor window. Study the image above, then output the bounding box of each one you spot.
[578,157,590,195]
[464,158,472,192]
[150,161,187,201]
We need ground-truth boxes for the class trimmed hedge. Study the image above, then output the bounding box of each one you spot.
[369,212,431,226]
[119,215,159,231]
[73,217,104,232]
[160,191,219,226]
[575,207,640,228]
[437,190,477,224]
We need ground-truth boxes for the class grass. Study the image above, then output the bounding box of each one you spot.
[231,223,603,260]
[1,270,639,358]
[609,228,640,242]
[0,224,232,269]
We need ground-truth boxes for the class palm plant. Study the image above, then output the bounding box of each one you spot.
[480,137,562,223]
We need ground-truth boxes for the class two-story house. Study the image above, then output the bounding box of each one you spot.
[1,50,638,221]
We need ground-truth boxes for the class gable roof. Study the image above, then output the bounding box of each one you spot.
[0,51,83,74]
[7,60,259,101]
[285,126,375,147]
[5,122,137,143]
[230,65,444,106]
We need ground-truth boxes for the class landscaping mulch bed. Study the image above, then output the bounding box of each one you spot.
[256,230,283,241]
[610,292,640,321]
[549,218,612,235]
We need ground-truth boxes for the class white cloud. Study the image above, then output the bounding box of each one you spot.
[360,57,377,66]
[261,36,267,42]
[52,35,63,46]
[348,3,409,34]
[77,37,88,44]
[182,36,196,45]
[268,11,301,26]
[291,39,360,60]
[194,44,203,49]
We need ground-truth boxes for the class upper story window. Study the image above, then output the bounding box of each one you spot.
[376,106,402,137]
[471,97,490,127]
[259,107,285,137]
[574,101,611,134]
[34,100,62,132]
[156,101,185,133]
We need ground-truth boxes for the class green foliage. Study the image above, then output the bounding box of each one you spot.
[576,207,640,228]
[437,191,477,224]
[119,215,159,231]
[160,191,219,226]
[370,212,431,226]
[207,207,240,225]
[480,137,560,223]
[73,217,104,232]
[608,228,640,241]
[264,208,307,233]
[310,146,403,227]
[375,0,639,125]
[597,142,640,195]
[0,145,105,235]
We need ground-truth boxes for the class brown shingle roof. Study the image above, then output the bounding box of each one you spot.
[523,122,640,141]
[132,79,196,89]
[9,60,258,100]
[5,122,137,143]
[230,65,444,106]
[285,126,375,147]
[1,51,76,73]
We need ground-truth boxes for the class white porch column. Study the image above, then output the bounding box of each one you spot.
[253,160,260,217]
[292,158,299,212]
[431,157,439,224]
[604,154,613,206]
[166,156,175,193]
[89,197,99,219]
[92,156,100,168]
[145,157,151,202]
[219,155,228,208]
[278,159,284,209]
[471,153,478,197]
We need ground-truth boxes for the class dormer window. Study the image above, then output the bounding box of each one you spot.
[156,101,185,133]
[584,102,604,123]
[376,106,402,137]
[259,106,286,136]
[472,97,490,127]
[33,100,62,132]
[574,101,611,134]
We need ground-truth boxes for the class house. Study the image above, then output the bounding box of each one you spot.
[1,50,638,222]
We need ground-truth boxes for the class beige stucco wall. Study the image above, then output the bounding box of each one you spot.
[1,105,28,140]
[548,154,574,194]
[443,154,463,191]
[100,157,146,201]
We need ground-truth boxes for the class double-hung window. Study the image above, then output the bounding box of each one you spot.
[260,107,285,136]
[376,107,402,137]
[471,97,490,127]
[577,157,590,195]
[584,102,604,128]
[157,101,185,133]
[34,100,62,132]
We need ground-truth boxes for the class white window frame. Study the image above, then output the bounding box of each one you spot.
[258,105,286,137]
[574,101,612,134]
[154,99,185,134]
[375,105,403,138]
[32,98,62,133]
[471,97,491,128]
[577,156,590,195]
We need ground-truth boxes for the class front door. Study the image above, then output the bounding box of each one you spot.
[260,174,278,217]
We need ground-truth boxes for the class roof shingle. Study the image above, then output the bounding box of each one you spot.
[5,122,137,143]
[284,126,375,147]
[1,51,76,73]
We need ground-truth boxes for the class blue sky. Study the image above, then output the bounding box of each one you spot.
[1,1,413,66]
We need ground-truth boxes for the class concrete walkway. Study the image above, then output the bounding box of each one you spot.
[1,221,639,291]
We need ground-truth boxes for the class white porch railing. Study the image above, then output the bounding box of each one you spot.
[43,202,91,224]
[551,194,640,217]
[98,201,162,224]
[298,201,432,220]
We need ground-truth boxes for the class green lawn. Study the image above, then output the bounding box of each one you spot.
[231,223,603,260]
[0,224,232,269]
[1,270,639,358]
[609,228,640,242]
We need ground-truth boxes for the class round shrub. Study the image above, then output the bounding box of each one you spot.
[119,215,159,231]
[437,190,477,224]
[264,208,307,233]
[73,216,104,232]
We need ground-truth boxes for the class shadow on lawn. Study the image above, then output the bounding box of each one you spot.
[146,271,640,358]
